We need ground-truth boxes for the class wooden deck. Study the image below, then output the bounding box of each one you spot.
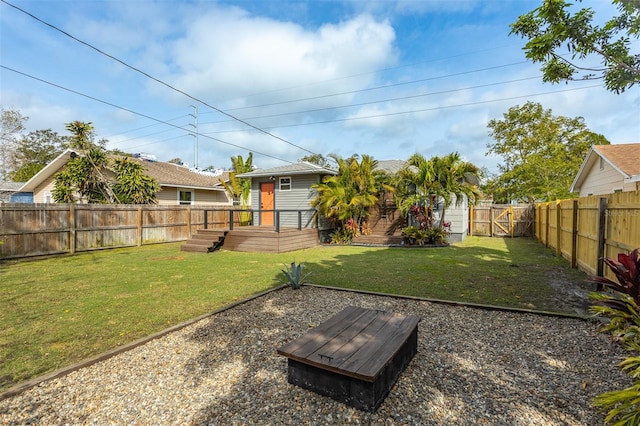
[277,306,419,412]
[222,227,319,253]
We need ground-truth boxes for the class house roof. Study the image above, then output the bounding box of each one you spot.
[131,158,229,190]
[376,160,407,174]
[236,162,337,178]
[593,144,640,177]
[570,143,640,192]
[0,181,25,191]
[19,149,76,192]
[19,149,229,192]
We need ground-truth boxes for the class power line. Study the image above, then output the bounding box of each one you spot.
[103,114,189,139]
[1,0,318,157]
[211,61,532,114]
[198,76,544,127]
[0,65,295,164]
[198,83,604,134]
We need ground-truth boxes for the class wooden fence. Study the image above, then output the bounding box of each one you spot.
[0,204,237,260]
[469,204,535,237]
[535,190,640,279]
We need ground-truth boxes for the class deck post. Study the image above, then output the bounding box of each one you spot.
[298,211,302,230]
[229,209,234,230]
[275,211,280,232]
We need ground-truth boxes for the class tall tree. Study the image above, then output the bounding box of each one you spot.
[486,102,609,202]
[397,152,480,224]
[220,153,253,207]
[53,121,158,204]
[9,129,68,182]
[511,0,640,93]
[0,107,27,181]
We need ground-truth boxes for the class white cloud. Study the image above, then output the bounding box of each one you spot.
[161,11,397,107]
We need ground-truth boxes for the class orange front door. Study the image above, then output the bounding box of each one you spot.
[260,182,275,226]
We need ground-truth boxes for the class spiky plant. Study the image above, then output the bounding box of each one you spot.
[281,261,312,290]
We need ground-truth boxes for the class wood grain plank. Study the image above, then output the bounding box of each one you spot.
[277,306,369,359]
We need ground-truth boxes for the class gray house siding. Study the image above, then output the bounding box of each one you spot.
[250,174,321,228]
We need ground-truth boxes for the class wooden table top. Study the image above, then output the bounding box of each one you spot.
[277,305,419,382]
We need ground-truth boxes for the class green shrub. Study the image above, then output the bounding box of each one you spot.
[425,227,448,245]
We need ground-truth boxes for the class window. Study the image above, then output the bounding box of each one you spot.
[178,190,193,205]
[599,157,605,170]
[44,192,52,203]
[279,177,291,191]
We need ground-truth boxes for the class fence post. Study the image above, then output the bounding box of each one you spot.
[187,206,192,238]
[556,201,562,257]
[204,209,208,230]
[137,207,143,247]
[469,205,474,237]
[596,197,608,290]
[545,204,550,248]
[229,210,234,230]
[275,211,280,233]
[297,211,302,230]
[489,206,494,237]
[69,204,76,254]
[571,199,578,268]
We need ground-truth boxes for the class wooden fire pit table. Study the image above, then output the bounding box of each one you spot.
[277,305,419,412]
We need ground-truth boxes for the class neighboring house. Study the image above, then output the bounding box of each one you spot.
[236,162,337,229]
[0,181,32,203]
[17,149,232,205]
[570,143,640,197]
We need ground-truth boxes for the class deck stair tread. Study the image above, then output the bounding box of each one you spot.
[180,228,228,253]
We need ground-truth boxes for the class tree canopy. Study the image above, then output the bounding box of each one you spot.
[53,121,159,204]
[511,0,640,93]
[299,153,332,169]
[311,154,384,228]
[396,152,480,223]
[0,107,27,181]
[9,129,68,182]
[485,102,609,203]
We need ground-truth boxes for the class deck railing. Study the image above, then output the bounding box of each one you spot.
[203,209,316,232]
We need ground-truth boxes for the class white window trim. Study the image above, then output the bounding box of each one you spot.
[178,189,194,205]
[279,176,292,191]
[44,191,52,203]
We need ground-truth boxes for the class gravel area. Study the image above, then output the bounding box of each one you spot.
[0,286,630,425]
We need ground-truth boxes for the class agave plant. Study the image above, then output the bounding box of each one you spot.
[281,261,312,290]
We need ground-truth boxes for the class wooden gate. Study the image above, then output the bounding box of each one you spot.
[469,204,535,237]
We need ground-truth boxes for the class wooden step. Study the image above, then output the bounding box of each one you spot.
[180,228,228,253]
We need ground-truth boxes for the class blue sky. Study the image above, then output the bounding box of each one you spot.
[1,0,638,173]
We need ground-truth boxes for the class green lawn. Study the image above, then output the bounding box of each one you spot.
[0,236,591,392]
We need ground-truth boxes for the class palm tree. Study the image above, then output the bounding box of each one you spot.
[397,152,480,225]
[311,154,383,236]
[220,153,253,208]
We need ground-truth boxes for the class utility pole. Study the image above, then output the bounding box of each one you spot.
[189,105,199,169]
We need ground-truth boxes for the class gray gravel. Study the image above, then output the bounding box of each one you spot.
[0,286,630,425]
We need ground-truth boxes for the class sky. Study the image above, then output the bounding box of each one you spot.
[1,0,638,174]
